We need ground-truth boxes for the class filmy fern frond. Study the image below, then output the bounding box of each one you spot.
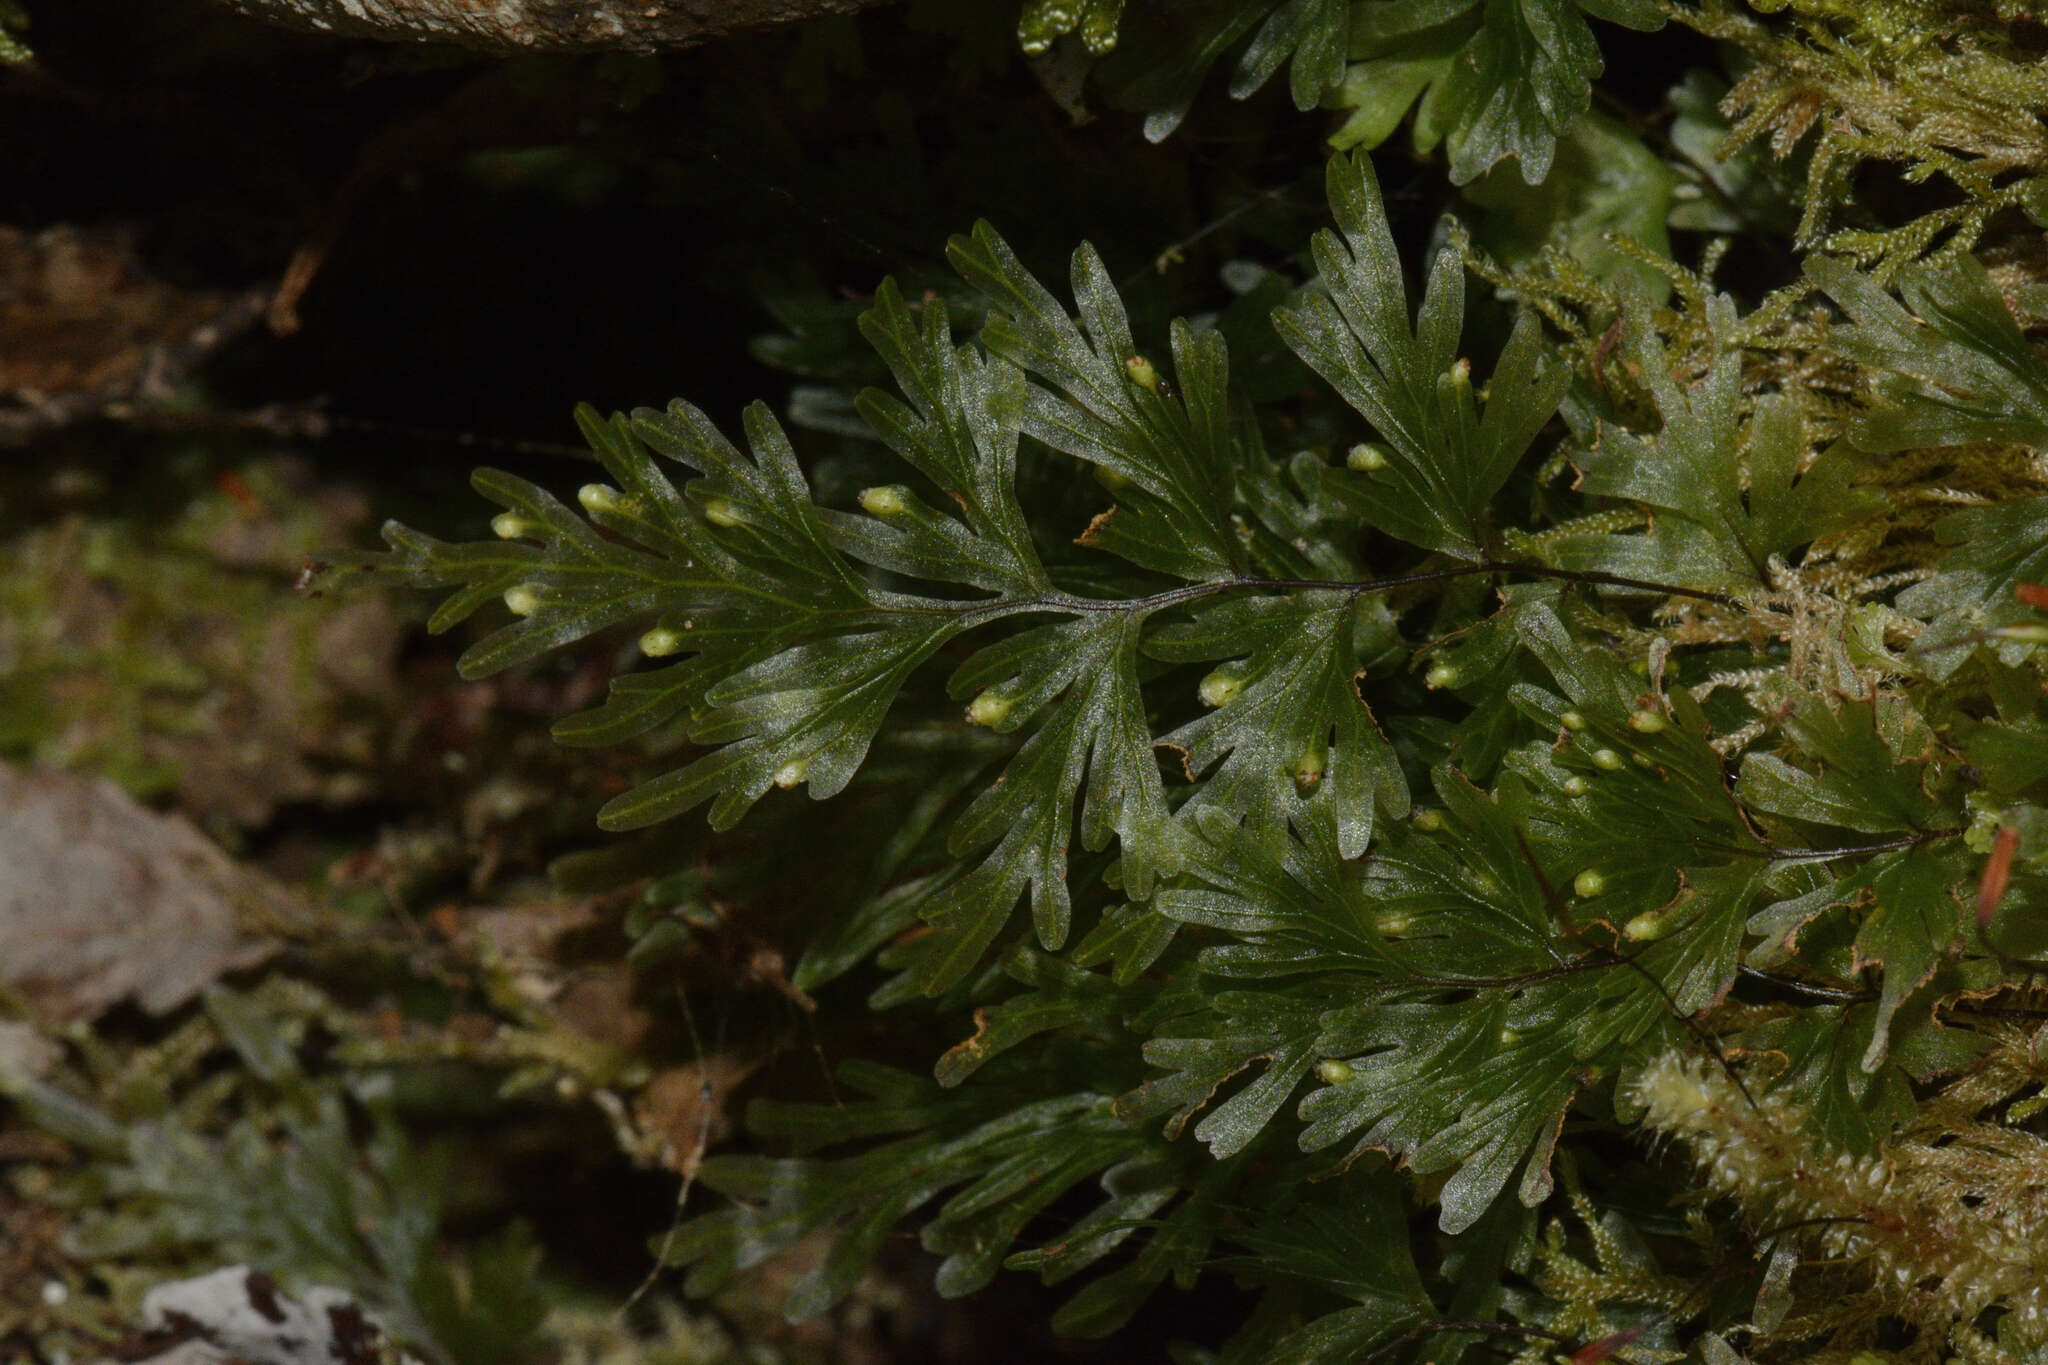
[1278,153,1568,559]
[330,140,2048,1353]
[354,162,1529,996]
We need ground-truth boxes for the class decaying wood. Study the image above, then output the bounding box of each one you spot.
[208,0,897,51]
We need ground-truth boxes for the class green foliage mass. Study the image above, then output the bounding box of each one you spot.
[10,0,2041,1359]
[1088,0,1662,185]
[343,60,2048,1351]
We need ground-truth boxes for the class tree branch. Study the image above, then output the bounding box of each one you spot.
[208,0,899,52]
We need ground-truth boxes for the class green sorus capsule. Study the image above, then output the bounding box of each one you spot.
[859,485,911,517]
[491,512,534,539]
[1559,710,1587,731]
[1346,442,1391,472]
[1573,869,1606,898]
[577,483,623,515]
[1017,0,1072,53]
[966,691,1014,728]
[700,496,744,528]
[1424,661,1459,690]
[1197,667,1246,708]
[1412,807,1444,831]
[1562,775,1590,797]
[1078,0,1124,52]
[1293,745,1326,791]
[1590,748,1624,771]
[640,627,683,658]
[1624,910,1673,941]
[1314,1058,1355,1085]
[772,757,810,790]
[1628,708,1668,734]
[1124,354,1162,392]
[502,585,544,617]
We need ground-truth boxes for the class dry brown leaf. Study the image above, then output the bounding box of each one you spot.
[0,764,300,1020]
[553,967,651,1053]
[634,1054,758,1174]
[0,1020,62,1080]
[459,898,603,963]
[455,900,656,1051]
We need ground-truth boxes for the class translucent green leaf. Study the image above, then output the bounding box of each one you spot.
[1225,1176,1432,1358]
[1810,253,2048,452]
[1327,40,1458,153]
[1334,0,1656,183]
[549,657,704,747]
[919,613,1183,987]
[1746,848,1967,1073]
[1361,767,1581,979]
[1961,712,2048,801]
[1154,804,1402,980]
[934,947,1121,1087]
[1231,0,1350,110]
[1461,113,1679,302]
[632,400,873,603]
[949,223,1243,578]
[1849,853,1965,1071]
[1277,151,1567,559]
[919,1105,1153,1300]
[1599,862,1768,1019]
[1440,0,1600,183]
[1510,602,1760,864]
[1069,902,1185,986]
[1097,0,1277,141]
[1046,1158,1238,1337]
[1733,1004,1915,1154]
[1734,688,1949,836]
[850,279,1045,595]
[1005,1154,1178,1288]
[1557,295,1878,588]
[1897,496,2048,679]
[1117,986,1334,1158]
[1147,590,1406,858]
[365,231,1241,934]
[669,1066,1162,1324]
[672,1089,1116,1319]
[1299,985,1587,1233]
[598,617,965,831]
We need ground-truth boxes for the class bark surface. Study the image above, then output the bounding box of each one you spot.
[208,0,896,51]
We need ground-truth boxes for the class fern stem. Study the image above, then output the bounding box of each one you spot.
[985,559,1742,624]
